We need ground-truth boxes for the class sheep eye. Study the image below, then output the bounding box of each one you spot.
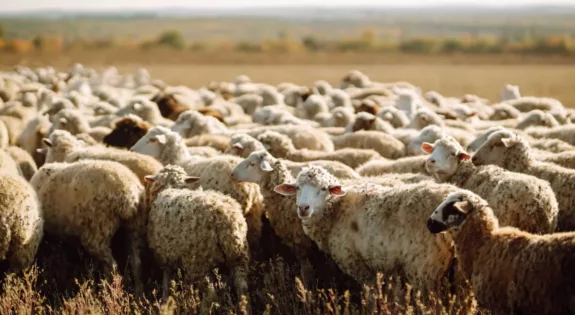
[249,163,255,167]
[321,187,327,191]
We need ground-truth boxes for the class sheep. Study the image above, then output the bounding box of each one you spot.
[328,89,352,109]
[0,171,43,273]
[422,136,558,233]
[130,127,264,253]
[116,97,173,127]
[0,149,23,177]
[377,106,410,129]
[409,108,474,147]
[5,146,37,181]
[300,94,329,119]
[472,130,575,231]
[427,190,575,315]
[506,96,564,114]
[43,130,163,187]
[489,103,521,121]
[357,156,428,177]
[245,125,334,152]
[274,165,460,291]
[229,93,263,115]
[225,133,359,179]
[171,110,228,138]
[407,125,446,156]
[226,133,266,158]
[0,118,9,149]
[514,109,559,130]
[530,138,575,153]
[30,160,145,294]
[184,134,230,152]
[344,112,394,134]
[145,165,249,302]
[500,84,520,101]
[314,107,355,128]
[103,115,153,149]
[187,146,221,158]
[331,130,406,160]
[526,124,575,147]
[0,115,27,145]
[231,150,319,264]
[257,130,382,169]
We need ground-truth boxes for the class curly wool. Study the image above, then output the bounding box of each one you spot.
[0,171,43,272]
[147,165,250,299]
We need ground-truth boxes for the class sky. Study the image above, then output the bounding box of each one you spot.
[1,0,575,12]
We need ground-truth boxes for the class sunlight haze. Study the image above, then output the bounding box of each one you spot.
[1,0,575,12]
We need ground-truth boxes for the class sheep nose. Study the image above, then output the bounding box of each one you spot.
[299,204,310,212]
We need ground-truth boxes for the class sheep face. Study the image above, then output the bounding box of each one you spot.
[275,166,346,219]
[130,126,171,160]
[427,191,474,234]
[103,117,151,149]
[500,84,520,102]
[226,134,263,158]
[144,165,199,202]
[231,150,274,183]
[422,137,470,181]
[471,130,519,167]
[515,110,559,130]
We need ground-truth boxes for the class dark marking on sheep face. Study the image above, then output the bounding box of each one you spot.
[103,117,152,149]
[350,221,359,232]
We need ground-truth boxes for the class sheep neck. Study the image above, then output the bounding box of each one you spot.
[452,206,498,279]
[161,139,191,166]
[300,195,342,253]
[504,140,533,172]
[446,160,476,186]
[260,160,295,198]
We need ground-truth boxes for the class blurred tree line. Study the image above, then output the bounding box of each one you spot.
[0,24,574,56]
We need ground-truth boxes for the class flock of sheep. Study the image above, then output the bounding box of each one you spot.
[2,64,575,314]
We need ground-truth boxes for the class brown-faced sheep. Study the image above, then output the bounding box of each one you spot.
[427,190,575,315]
[103,115,153,149]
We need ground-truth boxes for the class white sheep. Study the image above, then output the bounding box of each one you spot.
[145,165,249,302]
[331,130,406,159]
[30,160,145,294]
[0,171,43,273]
[130,127,264,254]
[472,130,575,231]
[499,84,520,101]
[357,156,428,177]
[274,165,462,292]
[257,130,382,169]
[422,136,558,233]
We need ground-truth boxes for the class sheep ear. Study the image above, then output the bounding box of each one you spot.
[232,143,244,150]
[260,160,273,172]
[334,112,343,118]
[42,138,53,147]
[185,176,200,183]
[383,112,393,120]
[468,111,477,118]
[36,148,47,155]
[329,185,346,196]
[500,137,516,148]
[59,117,67,125]
[368,116,377,123]
[274,184,297,196]
[453,200,473,214]
[155,135,167,144]
[458,152,471,161]
[133,103,143,111]
[421,142,434,154]
[144,175,157,183]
